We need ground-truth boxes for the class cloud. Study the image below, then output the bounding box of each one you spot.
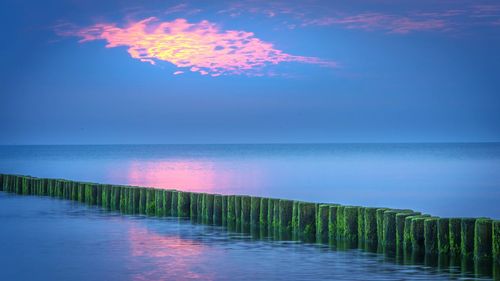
[58,17,336,76]
[302,13,447,34]
[218,0,500,34]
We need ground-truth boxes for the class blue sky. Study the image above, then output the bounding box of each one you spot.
[1,0,499,144]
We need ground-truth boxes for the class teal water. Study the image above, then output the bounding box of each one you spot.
[1,143,499,218]
[0,193,497,281]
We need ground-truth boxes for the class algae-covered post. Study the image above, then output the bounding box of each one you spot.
[461,218,477,257]
[177,191,190,218]
[267,199,276,234]
[328,205,339,243]
[278,199,293,239]
[474,218,493,260]
[316,204,329,243]
[396,212,420,249]
[357,207,365,243]
[493,221,500,263]
[241,196,251,232]
[156,190,165,216]
[190,193,199,222]
[227,195,236,228]
[437,218,450,255]
[146,188,156,215]
[139,187,148,214]
[376,208,389,244]
[297,202,316,241]
[259,197,268,228]
[250,197,261,228]
[364,208,378,244]
[410,216,427,253]
[449,218,462,255]
[221,195,228,226]
[235,196,242,228]
[424,217,439,254]
[171,191,179,217]
[382,210,399,248]
[344,206,359,242]
[213,194,223,225]
[203,194,214,224]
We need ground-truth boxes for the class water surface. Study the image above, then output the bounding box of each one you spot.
[1,143,499,218]
[0,193,496,281]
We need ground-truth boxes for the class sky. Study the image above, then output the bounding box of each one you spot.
[1,0,500,144]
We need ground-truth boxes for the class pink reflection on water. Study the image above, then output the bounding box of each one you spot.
[122,160,263,194]
[128,224,216,281]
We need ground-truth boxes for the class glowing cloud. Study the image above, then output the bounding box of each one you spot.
[63,17,336,76]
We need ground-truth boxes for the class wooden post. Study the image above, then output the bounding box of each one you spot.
[449,218,462,256]
[278,199,293,240]
[474,218,492,260]
[213,194,223,225]
[461,218,477,257]
[364,207,378,244]
[424,217,439,254]
[297,202,316,241]
[316,204,329,243]
[177,191,190,218]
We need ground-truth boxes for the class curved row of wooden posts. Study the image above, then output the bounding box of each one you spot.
[1,173,499,263]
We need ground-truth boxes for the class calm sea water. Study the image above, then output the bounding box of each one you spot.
[0,193,497,281]
[0,143,499,218]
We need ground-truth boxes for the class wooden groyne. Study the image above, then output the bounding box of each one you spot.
[1,173,499,266]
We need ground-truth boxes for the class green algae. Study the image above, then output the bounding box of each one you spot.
[396,212,420,249]
[316,204,329,243]
[376,208,389,244]
[146,188,156,215]
[336,206,345,239]
[203,194,214,224]
[474,218,493,260]
[178,191,190,218]
[449,218,462,255]
[155,190,165,216]
[328,205,339,242]
[344,206,359,242]
[221,195,228,226]
[213,194,223,225]
[410,216,427,253]
[357,207,365,243]
[437,218,450,254]
[250,197,261,227]
[227,195,236,226]
[364,207,378,243]
[461,218,477,257]
[259,197,268,227]
[424,217,439,254]
[241,196,251,232]
[297,202,316,241]
[190,192,198,220]
[493,221,500,263]
[278,199,293,239]
[171,191,179,217]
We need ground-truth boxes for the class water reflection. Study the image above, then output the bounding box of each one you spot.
[123,160,263,194]
[127,222,216,281]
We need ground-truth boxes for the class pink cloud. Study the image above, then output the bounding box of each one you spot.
[59,17,336,76]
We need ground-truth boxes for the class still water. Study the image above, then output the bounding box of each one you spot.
[0,143,499,218]
[0,193,497,281]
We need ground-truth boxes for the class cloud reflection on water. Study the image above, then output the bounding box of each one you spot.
[124,160,263,194]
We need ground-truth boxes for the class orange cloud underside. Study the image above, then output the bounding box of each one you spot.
[70,17,335,76]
